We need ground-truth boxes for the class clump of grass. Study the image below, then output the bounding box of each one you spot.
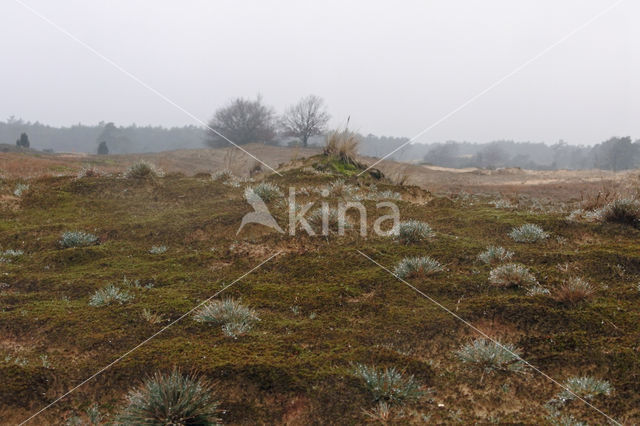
[488,263,538,288]
[308,207,351,233]
[125,161,164,179]
[527,285,551,296]
[456,338,525,374]
[394,256,443,279]
[489,199,514,209]
[394,220,435,243]
[353,363,424,404]
[76,167,101,178]
[326,179,359,198]
[509,223,549,243]
[552,277,595,304]
[0,249,24,263]
[59,231,99,248]
[89,285,133,307]
[323,128,360,165]
[595,198,640,226]
[477,246,513,265]
[13,183,30,197]
[245,182,283,202]
[194,298,259,338]
[555,376,612,404]
[117,369,221,425]
[211,169,234,182]
[141,308,165,324]
[149,245,168,254]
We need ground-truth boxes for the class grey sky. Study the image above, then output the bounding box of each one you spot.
[1,0,637,145]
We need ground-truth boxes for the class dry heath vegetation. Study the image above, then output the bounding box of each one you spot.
[0,149,636,424]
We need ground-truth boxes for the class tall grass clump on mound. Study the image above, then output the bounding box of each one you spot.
[553,277,595,304]
[59,231,99,248]
[477,246,513,265]
[394,256,443,279]
[246,182,283,202]
[488,263,537,288]
[395,220,434,243]
[125,161,164,179]
[117,369,221,425]
[194,298,259,338]
[353,363,424,404]
[89,285,133,306]
[323,128,360,165]
[456,338,525,374]
[555,376,612,404]
[509,223,549,243]
[596,198,640,226]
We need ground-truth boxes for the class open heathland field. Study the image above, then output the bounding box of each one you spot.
[1,151,639,424]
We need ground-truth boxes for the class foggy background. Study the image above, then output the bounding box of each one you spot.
[0,0,638,166]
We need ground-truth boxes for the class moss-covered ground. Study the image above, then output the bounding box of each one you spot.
[1,159,639,424]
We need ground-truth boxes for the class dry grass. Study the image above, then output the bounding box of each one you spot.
[323,128,360,165]
[552,278,595,304]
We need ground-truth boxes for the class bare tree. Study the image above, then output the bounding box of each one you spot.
[206,96,276,148]
[280,95,330,147]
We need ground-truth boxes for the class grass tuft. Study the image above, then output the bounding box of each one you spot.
[125,161,164,179]
[394,256,443,279]
[596,198,640,226]
[509,223,549,243]
[89,285,133,307]
[194,298,259,338]
[477,246,513,265]
[556,376,612,404]
[488,263,538,288]
[59,231,99,248]
[353,363,424,404]
[394,220,435,243]
[456,338,525,374]
[245,182,283,202]
[552,277,595,305]
[117,369,221,425]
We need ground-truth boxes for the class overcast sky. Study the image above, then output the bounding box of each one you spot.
[1,0,638,145]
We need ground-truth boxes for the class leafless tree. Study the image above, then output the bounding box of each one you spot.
[206,96,276,148]
[280,95,330,147]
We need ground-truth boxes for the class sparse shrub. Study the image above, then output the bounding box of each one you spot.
[246,182,283,202]
[546,408,587,426]
[456,338,525,374]
[353,363,424,404]
[117,369,221,425]
[149,245,167,254]
[527,285,551,296]
[596,198,640,226]
[194,298,259,338]
[477,246,513,265]
[89,285,133,306]
[509,224,549,243]
[556,376,612,404]
[125,161,164,179]
[395,220,435,243]
[13,183,29,197]
[59,231,99,248]
[552,277,595,304]
[394,256,443,279]
[488,263,538,288]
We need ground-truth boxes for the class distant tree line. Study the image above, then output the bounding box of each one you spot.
[414,137,640,171]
